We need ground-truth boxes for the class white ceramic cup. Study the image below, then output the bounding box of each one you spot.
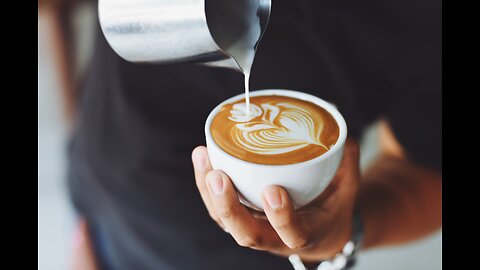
[205,89,348,210]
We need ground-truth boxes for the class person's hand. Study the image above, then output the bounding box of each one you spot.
[191,139,360,262]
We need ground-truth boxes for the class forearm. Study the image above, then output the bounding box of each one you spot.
[358,155,442,249]
[40,1,77,125]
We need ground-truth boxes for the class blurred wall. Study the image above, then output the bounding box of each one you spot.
[38,12,72,269]
[38,3,95,270]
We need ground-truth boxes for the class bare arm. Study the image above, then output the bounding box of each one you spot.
[359,119,442,248]
[39,0,79,126]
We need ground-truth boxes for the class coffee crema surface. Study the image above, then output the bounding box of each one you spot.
[210,95,340,165]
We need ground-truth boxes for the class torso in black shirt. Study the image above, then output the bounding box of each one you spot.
[67,1,441,269]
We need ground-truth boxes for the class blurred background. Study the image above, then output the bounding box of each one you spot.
[38,2,441,270]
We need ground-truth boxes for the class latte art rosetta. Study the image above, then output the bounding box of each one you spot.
[210,95,340,165]
[229,102,329,155]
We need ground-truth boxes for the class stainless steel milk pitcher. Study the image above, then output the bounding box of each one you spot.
[98,0,271,72]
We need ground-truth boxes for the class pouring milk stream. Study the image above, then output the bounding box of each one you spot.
[206,0,264,116]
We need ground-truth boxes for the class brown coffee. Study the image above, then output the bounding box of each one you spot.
[210,95,339,165]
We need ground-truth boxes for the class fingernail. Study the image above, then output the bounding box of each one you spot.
[207,173,224,195]
[264,188,282,209]
[193,152,207,171]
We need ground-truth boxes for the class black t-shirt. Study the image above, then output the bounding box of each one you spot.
[67,0,441,269]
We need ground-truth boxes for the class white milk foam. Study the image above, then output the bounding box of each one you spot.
[228,102,329,155]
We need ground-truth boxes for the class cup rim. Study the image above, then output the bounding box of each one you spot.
[205,89,348,168]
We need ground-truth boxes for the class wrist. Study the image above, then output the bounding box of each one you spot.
[319,206,364,270]
[289,206,364,270]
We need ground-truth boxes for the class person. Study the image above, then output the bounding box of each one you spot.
[40,0,442,269]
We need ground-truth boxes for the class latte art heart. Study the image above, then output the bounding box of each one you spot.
[210,95,340,165]
[229,102,329,155]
